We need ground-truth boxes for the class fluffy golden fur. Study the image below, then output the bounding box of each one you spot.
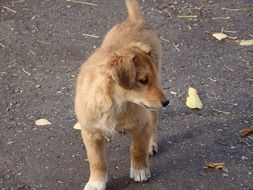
[75,0,169,189]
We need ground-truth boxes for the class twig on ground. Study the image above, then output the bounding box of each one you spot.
[0,36,10,42]
[82,33,100,39]
[3,6,17,13]
[6,103,13,112]
[246,78,253,82]
[207,95,237,106]
[227,36,238,40]
[222,7,252,12]
[12,0,25,3]
[212,17,230,20]
[223,64,234,72]
[177,15,197,19]
[150,179,160,185]
[104,136,111,143]
[31,16,39,32]
[212,108,231,115]
[172,43,181,52]
[22,68,31,76]
[66,0,98,6]
[221,101,238,106]
[8,60,16,66]
[205,30,212,34]
[240,139,253,147]
[151,8,164,14]
[0,43,5,48]
[32,24,39,32]
[207,95,220,100]
[223,29,238,34]
[28,49,36,55]
[160,36,170,43]
[36,40,51,45]
[31,16,36,21]
[208,77,217,82]
[3,162,16,173]
[221,27,224,33]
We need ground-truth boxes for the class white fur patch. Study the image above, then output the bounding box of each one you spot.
[130,167,151,182]
[84,177,107,190]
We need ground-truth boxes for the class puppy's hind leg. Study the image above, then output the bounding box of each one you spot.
[149,111,158,156]
[128,124,152,182]
[81,128,108,190]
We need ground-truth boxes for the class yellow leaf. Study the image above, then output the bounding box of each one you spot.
[35,119,52,126]
[212,33,228,41]
[186,87,203,109]
[239,39,253,46]
[73,122,82,130]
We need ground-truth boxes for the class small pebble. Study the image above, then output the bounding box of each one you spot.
[7,141,14,145]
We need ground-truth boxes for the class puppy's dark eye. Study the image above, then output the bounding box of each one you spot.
[139,78,149,85]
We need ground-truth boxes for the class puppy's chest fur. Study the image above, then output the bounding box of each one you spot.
[94,102,149,135]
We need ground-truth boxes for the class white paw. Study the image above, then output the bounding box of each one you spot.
[84,179,107,190]
[130,168,151,182]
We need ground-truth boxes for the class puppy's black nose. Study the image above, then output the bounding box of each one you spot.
[161,99,170,107]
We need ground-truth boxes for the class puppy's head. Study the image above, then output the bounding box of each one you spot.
[107,43,169,110]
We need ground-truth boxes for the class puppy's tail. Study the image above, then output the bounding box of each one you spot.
[125,0,143,22]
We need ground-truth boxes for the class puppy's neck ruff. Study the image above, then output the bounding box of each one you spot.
[76,72,130,132]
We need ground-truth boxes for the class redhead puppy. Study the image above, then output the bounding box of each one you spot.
[75,0,169,189]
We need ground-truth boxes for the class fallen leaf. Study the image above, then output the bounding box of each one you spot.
[186,87,203,109]
[212,33,228,41]
[240,126,253,137]
[73,122,82,130]
[204,160,228,172]
[239,39,253,46]
[35,119,52,126]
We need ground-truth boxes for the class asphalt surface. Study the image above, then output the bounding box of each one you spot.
[0,0,253,190]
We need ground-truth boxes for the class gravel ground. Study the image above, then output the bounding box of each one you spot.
[0,0,252,190]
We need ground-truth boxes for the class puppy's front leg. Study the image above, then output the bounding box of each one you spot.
[129,124,152,182]
[81,128,107,190]
[149,111,158,156]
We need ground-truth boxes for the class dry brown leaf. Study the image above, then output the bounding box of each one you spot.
[73,122,82,130]
[239,39,253,46]
[204,160,228,172]
[212,33,228,41]
[35,119,52,126]
[240,126,253,137]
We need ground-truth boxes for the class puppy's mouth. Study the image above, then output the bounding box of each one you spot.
[139,103,161,111]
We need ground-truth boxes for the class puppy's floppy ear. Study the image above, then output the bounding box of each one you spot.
[107,53,136,90]
[130,42,159,65]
